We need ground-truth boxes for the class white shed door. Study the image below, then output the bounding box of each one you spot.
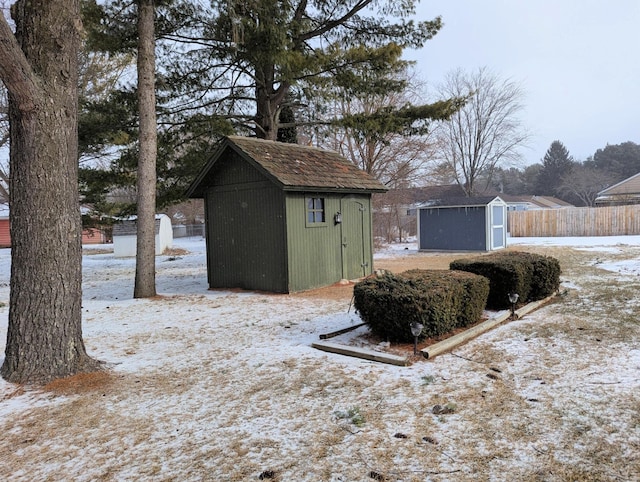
[491,205,505,249]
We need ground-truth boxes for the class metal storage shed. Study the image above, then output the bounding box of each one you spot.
[418,196,507,251]
[186,136,387,293]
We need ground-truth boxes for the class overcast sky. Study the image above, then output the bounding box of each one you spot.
[405,0,640,165]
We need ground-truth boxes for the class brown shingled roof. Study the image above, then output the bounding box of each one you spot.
[187,136,387,197]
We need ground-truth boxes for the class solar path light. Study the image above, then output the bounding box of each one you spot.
[410,321,424,355]
[508,292,519,319]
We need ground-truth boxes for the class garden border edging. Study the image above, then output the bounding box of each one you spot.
[422,292,558,359]
[312,292,561,365]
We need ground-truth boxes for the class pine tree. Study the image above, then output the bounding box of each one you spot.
[535,140,575,196]
[276,103,298,144]
[313,46,461,185]
[0,0,101,383]
[182,0,446,140]
[591,141,640,182]
[134,0,158,299]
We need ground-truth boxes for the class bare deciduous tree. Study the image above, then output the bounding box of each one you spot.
[311,65,441,187]
[310,65,442,242]
[560,164,615,206]
[435,67,529,196]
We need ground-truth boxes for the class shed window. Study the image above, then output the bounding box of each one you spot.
[306,197,325,224]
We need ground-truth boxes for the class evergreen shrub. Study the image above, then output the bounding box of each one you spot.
[353,270,489,343]
[450,251,560,309]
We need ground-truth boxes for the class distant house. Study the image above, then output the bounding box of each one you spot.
[82,228,109,245]
[0,204,9,248]
[595,172,640,206]
[500,194,574,211]
[418,196,507,251]
[0,204,108,248]
[113,214,173,258]
[186,136,386,293]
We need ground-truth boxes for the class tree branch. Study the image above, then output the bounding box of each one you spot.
[297,0,373,42]
[0,11,39,113]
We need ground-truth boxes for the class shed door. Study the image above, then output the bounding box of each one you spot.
[491,204,505,249]
[340,198,367,279]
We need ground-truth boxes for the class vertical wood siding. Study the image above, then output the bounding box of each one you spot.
[285,193,343,291]
[201,150,377,292]
[207,183,287,292]
[205,152,289,292]
[285,193,374,291]
[508,205,640,236]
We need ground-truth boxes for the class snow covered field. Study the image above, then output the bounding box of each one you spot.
[0,235,639,481]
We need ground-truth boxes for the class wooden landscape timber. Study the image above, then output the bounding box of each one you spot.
[319,322,367,339]
[311,340,409,366]
[313,291,564,365]
[422,291,560,359]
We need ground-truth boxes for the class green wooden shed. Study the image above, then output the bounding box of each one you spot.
[186,136,387,293]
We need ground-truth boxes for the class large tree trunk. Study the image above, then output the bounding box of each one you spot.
[133,0,157,298]
[0,0,100,383]
[254,61,289,141]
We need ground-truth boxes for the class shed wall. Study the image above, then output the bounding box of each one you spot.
[285,193,343,291]
[157,216,173,252]
[285,193,374,291]
[113,215,173,257]
[204,157,288,292]
[419,206,487,251]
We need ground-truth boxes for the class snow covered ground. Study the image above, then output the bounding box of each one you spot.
[0,235,639,481]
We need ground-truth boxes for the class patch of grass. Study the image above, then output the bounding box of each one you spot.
[420,375,435,386]
[334,406,366,427]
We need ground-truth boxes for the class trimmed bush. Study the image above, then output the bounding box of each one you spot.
[353,270,489,343]
[450,251,560,310]
[402,270,490,329]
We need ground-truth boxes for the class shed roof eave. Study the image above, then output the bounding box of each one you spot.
[417,195,504,209]
[281,185,388,194]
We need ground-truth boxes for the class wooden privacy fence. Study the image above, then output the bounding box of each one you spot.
[508,205,640,237]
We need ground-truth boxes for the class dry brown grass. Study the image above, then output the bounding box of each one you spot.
[82,247,113,255]
[43,370,117,395]
[1,244,639,481]
[162,247,190,256]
